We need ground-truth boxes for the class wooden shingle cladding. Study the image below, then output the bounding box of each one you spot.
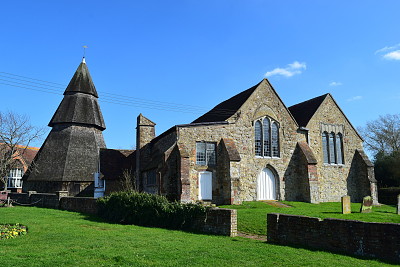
[23,59,106,196]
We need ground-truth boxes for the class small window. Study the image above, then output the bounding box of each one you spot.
[7,168,23,188]
[196,142,216,165]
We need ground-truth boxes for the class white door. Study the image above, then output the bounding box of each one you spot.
[199,171,212,200]
[257,168,277,200]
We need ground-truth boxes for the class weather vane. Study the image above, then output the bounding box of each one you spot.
[83,45,88,58]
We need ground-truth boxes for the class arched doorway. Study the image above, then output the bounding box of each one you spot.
[257,168,277,200]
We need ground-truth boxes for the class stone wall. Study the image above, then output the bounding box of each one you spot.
[305,95,372,202]
[59,197,98,215]
[191,208,237,236]
[267,213,400,263]
[172,81,305,203]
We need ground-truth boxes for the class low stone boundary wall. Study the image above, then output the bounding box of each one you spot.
[8,193,237,236]
[192,208,237,236]
[267,213,400,263]
[59,197,98,215]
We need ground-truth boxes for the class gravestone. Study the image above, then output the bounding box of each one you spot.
[342,196,351,214]
[397,194,400,215]
[360,196,373,213]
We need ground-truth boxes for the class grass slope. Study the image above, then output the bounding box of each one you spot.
[0,207,393,266]
[221,201,400,236]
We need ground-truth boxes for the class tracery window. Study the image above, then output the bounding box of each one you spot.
[254,117,280,158]
[322,131,344,164]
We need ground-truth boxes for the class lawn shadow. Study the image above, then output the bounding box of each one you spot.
[265,242,399,265]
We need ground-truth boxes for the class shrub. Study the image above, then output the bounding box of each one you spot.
[97,191,207,230]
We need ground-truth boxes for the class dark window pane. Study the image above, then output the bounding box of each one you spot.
[255,121,262,156]
[263,118,271,157]
[336,133,343,164]
[271,122,279,157]
[329,132,336,164]
[322,132,329,163]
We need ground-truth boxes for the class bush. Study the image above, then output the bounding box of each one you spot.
[97,191,207,230]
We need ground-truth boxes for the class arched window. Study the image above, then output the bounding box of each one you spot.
[271,122,279,157]
[263,118,270,157]
[336,133,344,164]
[254,117,279,158]
[255,121,262,156]
[322,131,329,163]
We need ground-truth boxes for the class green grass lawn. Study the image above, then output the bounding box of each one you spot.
[221,201,400,236]
[0,206,395,266]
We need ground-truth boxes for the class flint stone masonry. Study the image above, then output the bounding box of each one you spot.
[267,213,400,263]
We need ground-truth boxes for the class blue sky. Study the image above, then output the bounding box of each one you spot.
[1,1,399,150]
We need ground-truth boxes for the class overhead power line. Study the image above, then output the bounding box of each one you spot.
[0,71,239,116]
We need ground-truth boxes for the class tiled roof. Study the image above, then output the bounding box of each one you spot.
[288,94,329,127]
[100,148,136,180]
[192,81,262,123]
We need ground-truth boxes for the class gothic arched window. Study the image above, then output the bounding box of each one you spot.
[254,117,279,158]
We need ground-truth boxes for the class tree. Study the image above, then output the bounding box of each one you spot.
[360,114,400,156]
[0,111,44,191]
[359,114,400,187]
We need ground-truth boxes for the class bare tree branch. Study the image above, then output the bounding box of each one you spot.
[359,114,400,157]
[0,111,45,191]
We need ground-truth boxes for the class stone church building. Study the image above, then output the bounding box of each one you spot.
[21,59,377,204]
[137,79,377,204]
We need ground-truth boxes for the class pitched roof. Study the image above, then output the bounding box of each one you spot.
[100,148,136,180]
[288,94,329,127]
[48,60,106,130]
[192,81,262,123]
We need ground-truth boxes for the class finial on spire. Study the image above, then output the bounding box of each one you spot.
[82,45,88,63]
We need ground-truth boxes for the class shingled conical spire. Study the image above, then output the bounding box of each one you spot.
[49,58,106,130]
[23,58,106,196]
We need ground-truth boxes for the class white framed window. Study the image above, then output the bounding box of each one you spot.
[196,142,216,165]
[7,168,23,188]
[254,117,280,158]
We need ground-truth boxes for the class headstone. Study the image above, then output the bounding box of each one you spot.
[341,196,351,214]
[360,196,373,213]
[397,194,400,215]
